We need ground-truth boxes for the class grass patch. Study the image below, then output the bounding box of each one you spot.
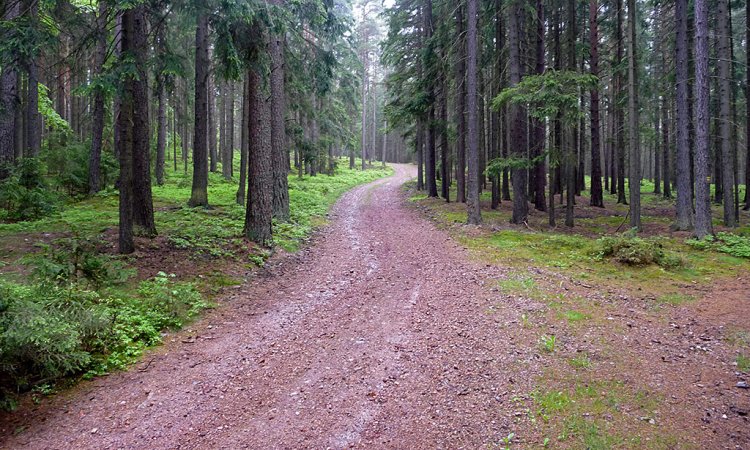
[655,293,695,306]
[498,275,537,293]
[737,354,750,372]
[569,353,592,369]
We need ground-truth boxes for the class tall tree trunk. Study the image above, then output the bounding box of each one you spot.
[718,0,735,226]
[209,72,217,172]
[746,0,750,210]
[89,0,108,192]
[490,0,502,209]
[616,0,627,205]
[244,64,273,245]
[223,82,235,180]
[565,0,576,226]
[416,121,424,190]
[466,0,481,224]
[675,0,694,226]
[0,0,19,179]
[508,0,527,224]
[440,69,449,202]
[424,0,438,197]
[270,26,290,220]
[589,0,603,207]
[24,0,40,158]
[237,75,249,205]
[155,16,167,186]
[189,14,210,207]
[533,0,546,211]
[455,3,466,203]
[693,0,713,238]
[627,0,641,230]
[131,6,156,235]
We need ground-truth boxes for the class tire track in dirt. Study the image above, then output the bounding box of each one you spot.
[1,164,541,449]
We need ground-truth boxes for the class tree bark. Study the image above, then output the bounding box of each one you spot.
[270,27,290,220]
[244,65,273,245]
[466,0,481,224]
[718,0,735,226]
[189,14,210,207]
[155,15,167,186]
[0,0,19,179]
[237,75,249,205]
[627,0,641,230]
[455,4,466,203]
[532,0,546,211]
[675,0,694,226]
[589,0,603,207]
[693,0,713,238]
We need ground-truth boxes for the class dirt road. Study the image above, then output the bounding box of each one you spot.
[1,164,538,449]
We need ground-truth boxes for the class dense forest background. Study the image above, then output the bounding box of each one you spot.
[382,0,750,238]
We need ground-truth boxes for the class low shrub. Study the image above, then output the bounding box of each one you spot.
[0,272,208,409]
[596,234,683,269]
[27,236,134,288]
[686,232,750,259]
[0,158,60,222]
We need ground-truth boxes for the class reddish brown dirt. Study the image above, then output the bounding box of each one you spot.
[0,165,543,449]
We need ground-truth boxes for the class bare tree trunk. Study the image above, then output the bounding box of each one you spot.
[189,13,210,207]
[0,0,19,179]
[24,0,40,158]
[131,6,156,235]
[155,15,167,186]
[466,0,481,224]
[589,0,603,207]
[627,0,641,230]
[675,0,694,226]
[533,0,546,211]
[693,0,713,238]
[455,4,466,203]
[490,0,501,209]
[244,64,273,245]
[270,27,290,220]
[718,0,735,226]
[209,71,217,172]
[616,0,627,205]
[223,82,235,180]
[237,75,249,205]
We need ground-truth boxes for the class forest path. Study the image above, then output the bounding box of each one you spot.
[1,164,539,449]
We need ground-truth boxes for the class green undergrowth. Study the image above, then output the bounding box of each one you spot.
[0,159,392,410]
[1,158,393,258]
[0,257,208,410]
[531,376,680,449]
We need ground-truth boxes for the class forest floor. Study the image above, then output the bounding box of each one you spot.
[1,164,749,449]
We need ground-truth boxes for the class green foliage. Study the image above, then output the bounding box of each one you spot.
[0,272,207,409]
[492,71,597,124]
[737,354,750,372]
[540,334,557,353]
[0,158,60,221]
[596,234,683,269]
[687,232,750,259]
[569,354,592,369]
[26,236,133,289]
[42,140,118,196]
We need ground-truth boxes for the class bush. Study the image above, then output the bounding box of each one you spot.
[596,234,683,269]
[686,232,750,259]
[42,141,119,197]
[0,272,208,409]
[0,158,60,221]
[27,236,134,289]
